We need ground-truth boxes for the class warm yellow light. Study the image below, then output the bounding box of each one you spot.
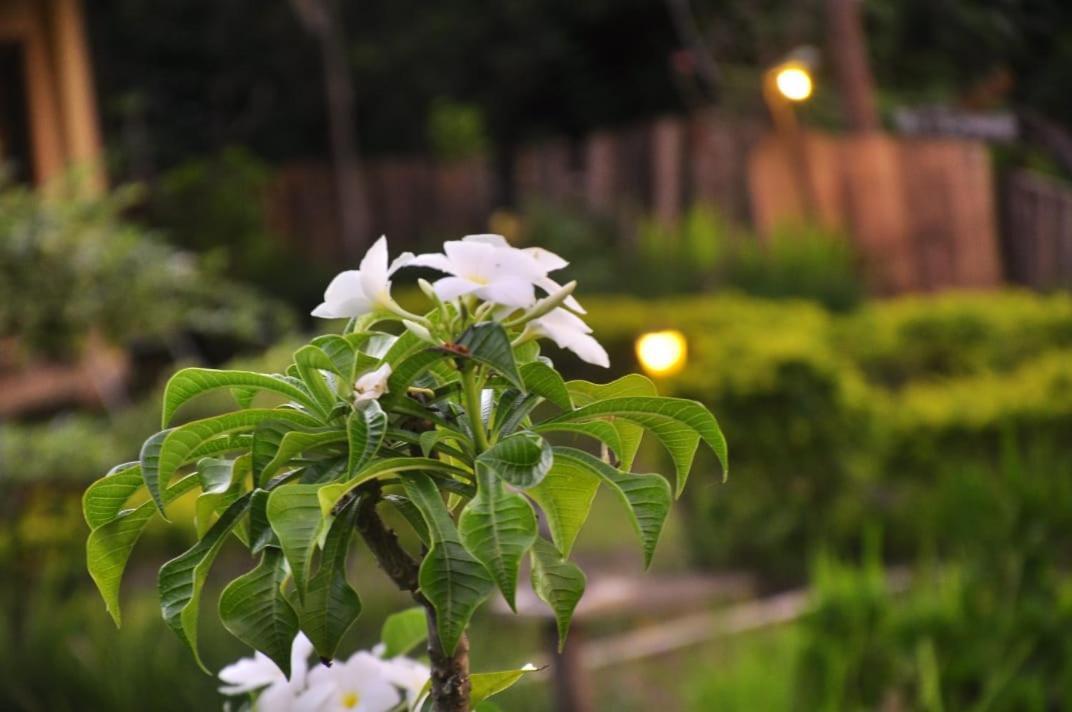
[775,65,813,102]
[635,330,688,377]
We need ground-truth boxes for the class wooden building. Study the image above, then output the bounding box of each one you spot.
[0,0,104,193]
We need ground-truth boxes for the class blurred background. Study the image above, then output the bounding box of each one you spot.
[3,0,1072,710]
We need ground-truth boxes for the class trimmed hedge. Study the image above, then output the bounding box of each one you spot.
[578,290,1072,583]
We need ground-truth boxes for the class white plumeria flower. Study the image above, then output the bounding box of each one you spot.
[380,655,431,710]
[295,651,401,712]
[410,234,546,309]
[530,308,610,368]
[354,363,392,403]
[312,236,414,319]
[218,633,314,712]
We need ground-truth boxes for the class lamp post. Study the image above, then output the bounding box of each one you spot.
[762,49,819,219]
[635,330,688,378]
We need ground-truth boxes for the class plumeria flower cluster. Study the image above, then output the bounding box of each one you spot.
[312,234,609,368]
[219,634,429,712]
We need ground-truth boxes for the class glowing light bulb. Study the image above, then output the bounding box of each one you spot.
[775,65,813,102]
[635,330,687,377]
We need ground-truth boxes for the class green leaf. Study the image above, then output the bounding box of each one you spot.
[293,344,342,413]
[158,495,251,669]
[530,538,585,652]
[86,474,199,626]
[219,549,299,678]
[139,429,173,516]
[381,329,426,367]
[317,457,473,517]
[457,322,523,390]
[383,494,431,545]
[266,484,326,600]
[195,456,250,538]
[532,421,624,461]
[381,607,428,658]
[381,349,449,407]
[492,390,541,438]
[260,429,346,483]
[566,375,657,469]
[459,466,538,610]
[553,448,671,568]
[248,489,277,554]
[347,401,387,474]
[311,334,358,377]
[162,368,317,426]
[527,454,601,558]
[158,409,321,512]
[300,500,362,660]
[477,431,553,489]
[83,462,143,530]
[543,396,727,495]
[470,666,540,705]
[402,473,494,656]
[521,362,572,411]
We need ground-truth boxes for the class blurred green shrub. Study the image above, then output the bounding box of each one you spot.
[524,203,864,309]
[150,147,331,306]
[0,182,293,360]
[796,439,1072,711]
[578,290,1072,584]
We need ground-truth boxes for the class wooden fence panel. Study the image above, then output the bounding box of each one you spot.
[749,130,1002,294]
[1004,170,1072,289]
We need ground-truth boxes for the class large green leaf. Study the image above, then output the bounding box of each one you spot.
[459,466,537,610]
[531,421,624,461]
[542,396,727,495]
[457,322,523,390]
[158,409,321,511]
[470,665,540,705]
[218,549,299,678]
[162,368,317,426]
[293,345,341,413]
[299,501,362,660]
[139,429,173,516]
[381,349,449,407]
[380,607,428,658]
[266,484,326,600]
[86,474,199,626]
[158,495,251,669]
[402,473,494,656]
[83,462,143,530]
[527,454,601,558]
[553,448,671,568]
[347,401,387,475]
[311,334,358,378]
[317,457,473,517]
[260,429,346,482]
[565,375,657,469]
[530,538,586,651]
[477,431,553,489]
[194,456,250,538]
[520,362,572,411]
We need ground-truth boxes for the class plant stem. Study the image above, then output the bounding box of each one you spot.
[355,483,472,711]
[461,365,490,453]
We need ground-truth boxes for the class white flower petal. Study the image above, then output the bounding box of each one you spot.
[359,236,392,305]
[476,276,536,308]
[525,246,569,272]
[313,270,374,318]
[432,276,482,302]
[443,241,497,280]
[409,253,453,273]
[218,653,281,694]
[462,233,510,247]
[354,363,392,402]
[536,275,585,313]
[257,681,301,712]
[290,633,315,689]
[389,251,416,274]
[532,309,609,367]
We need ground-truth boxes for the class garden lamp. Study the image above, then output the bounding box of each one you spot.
[635,330,688,378]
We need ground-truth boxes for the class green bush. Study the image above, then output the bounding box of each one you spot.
[150,147,332,307]
[0,182,293,360]
[578,291,1072,583]
[796,441,1072,711]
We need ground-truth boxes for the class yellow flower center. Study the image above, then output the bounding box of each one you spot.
[341,690,361,709]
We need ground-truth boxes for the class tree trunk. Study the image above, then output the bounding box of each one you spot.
[354,485,472,711]
[425,609,472,711]
[289,0,369,260]
[825,0,880,133]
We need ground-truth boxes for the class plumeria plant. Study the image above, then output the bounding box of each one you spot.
[84,234,727,711]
